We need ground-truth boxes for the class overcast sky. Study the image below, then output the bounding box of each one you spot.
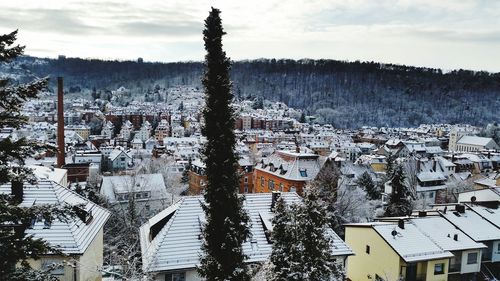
[1,0,499,72]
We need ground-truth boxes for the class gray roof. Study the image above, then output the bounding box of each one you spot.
[410,217,486,251]
[457,136,494,146]
[373,223,454,262]
[439,206,500,242]
[0,180,110,254]
[140,193,352,273]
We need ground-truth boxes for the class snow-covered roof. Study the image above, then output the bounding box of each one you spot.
[28,165,67,185]
[439,206,500,242]
[256,150,322,181]
[100,174,167,202]
[0,180,110,254]
[410,217,486,251]
[417,172,446,182]
[140,193,352,273]
[467,204,500,229]
[373,223,454,262]
[457,136,494,146]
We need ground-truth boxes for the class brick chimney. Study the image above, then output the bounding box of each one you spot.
[57,77,65,168]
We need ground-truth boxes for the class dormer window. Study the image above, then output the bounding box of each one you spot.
[299,169,308,177]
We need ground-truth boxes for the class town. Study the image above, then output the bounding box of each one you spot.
[3,80,499,280]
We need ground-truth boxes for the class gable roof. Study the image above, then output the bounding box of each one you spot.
[457,136,495,147]
[140,193,352,273]
[439,206,500,242]
[0,180,110,255]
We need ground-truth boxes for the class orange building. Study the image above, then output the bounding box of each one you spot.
[253,150,322,195]
[188,158,254,194]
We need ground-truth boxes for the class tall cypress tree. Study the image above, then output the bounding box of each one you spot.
[198,8,250,281]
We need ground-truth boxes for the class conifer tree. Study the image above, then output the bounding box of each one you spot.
[197,8,250,281]
[270,189,342,281]
[384,164,413,217]
[0,30,75,280]
[269,197,297,281]
[356,171,380,200]
[298,187,339,280]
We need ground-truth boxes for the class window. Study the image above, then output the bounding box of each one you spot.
[135,193,142,199]
[244,177,248,183]
[279,183,284,192]
[165,272,186,281]
[41,259,64,276]
[434,263,445,275]
[260,176,264,187]
[366,245,370,254]
[299,169,308,177]
[290,186,296,192]
[467,252,478,264]
[268,180,274,190]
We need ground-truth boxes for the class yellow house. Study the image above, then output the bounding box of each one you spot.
[345,221,453,281]
[0,180,110,281]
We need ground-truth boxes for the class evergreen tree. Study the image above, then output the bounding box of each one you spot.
[298,187,339,280]
[269,197,296,281]
[269,189,342,281]
[197,8,250,281]
[384,165,413,217]
[385,152,396,178]
[0,30,75,280]
[356,171,380,200]
[299,112,306,123]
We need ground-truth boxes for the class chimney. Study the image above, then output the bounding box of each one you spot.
[57,77,65,168]
[398,219,405,229]
[11,180,23,204]
[455,204,465,213]
[271,191,281,211]
[453,234,458,241]
[418,211,427,217]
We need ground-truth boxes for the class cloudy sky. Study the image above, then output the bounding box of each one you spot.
[1,0,499,71]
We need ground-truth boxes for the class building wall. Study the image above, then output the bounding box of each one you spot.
[345,226,402,281]
[77,228,105,281]
[26,229,104,281]
[253,168,306,195]
[188,169,254,195]
[424,258,449,281]
[460,249,481,274]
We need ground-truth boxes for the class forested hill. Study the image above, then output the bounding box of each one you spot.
[4,56,500,128]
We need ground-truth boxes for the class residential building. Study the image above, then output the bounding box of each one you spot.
[139,193,352,281]
[253,150,322,195]
[0,180,110,281]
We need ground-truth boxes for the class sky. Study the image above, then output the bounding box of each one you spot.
[1,0,500,72]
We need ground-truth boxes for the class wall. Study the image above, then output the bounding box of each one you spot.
[492,240,500,262]
[253,168,306,195]
[345,226,402,281]
[460,249,481,274]
[425,258,449,281]
[77,228,105,281]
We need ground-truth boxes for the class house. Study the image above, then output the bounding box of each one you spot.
[101,121,115,139]
[345,220,454,281]
[154,119,170,144]
[409,216,486,280]
[253,150,322,195]
[456,136,499,153]
[0,180,110,281]
[188,158,254,194]
[107,148,132,171]
[28,164,68,187]
[139,193,353,281]
[437,204,500,277]
[100,173,170,217]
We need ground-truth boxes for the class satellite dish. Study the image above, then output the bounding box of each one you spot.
[391,230,398,237]
[471,196,477,203]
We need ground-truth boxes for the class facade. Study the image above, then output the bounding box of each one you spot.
[345,221,454,281]
[154,119,170,144]
[188,158,254,194]
[139,193,352,281]
[253,150,322,195]
[455,136,499,152]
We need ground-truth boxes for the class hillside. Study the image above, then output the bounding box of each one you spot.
[3,56,500,128]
